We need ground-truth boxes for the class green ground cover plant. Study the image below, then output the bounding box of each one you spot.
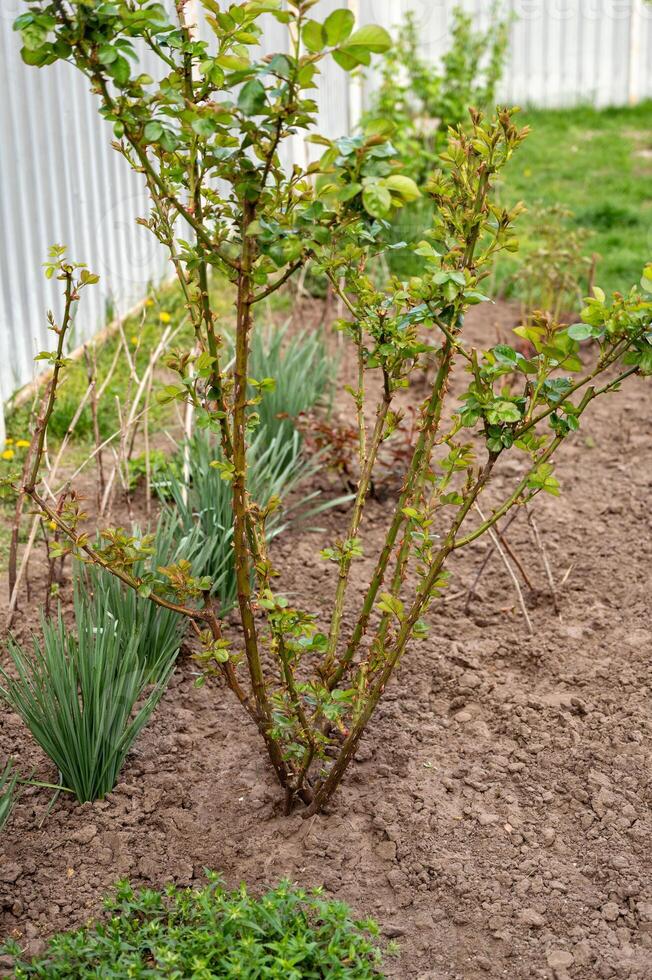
[9,1,652,818]
[4,876,384,978]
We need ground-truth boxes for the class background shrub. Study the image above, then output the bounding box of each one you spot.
[4,876,384,979]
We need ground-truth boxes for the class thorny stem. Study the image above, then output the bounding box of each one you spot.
[308,358,642,813]
[306,454,499,815]
[8,272,75,602]
[325,340,454,692]
[25,275,74,495]
[321,150,496,692]
[321,370,392,680]
[90,71,239,274]
[375,342,455,646]
[231,200,291,789]
[26,486,205,620]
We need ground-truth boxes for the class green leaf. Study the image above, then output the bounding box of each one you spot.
[159,129,178,153]
[528,462,560,497]
[336,182,362,202]
[385,174,421,202]
[323,8,355,45]
[109,54,130,86]
[488,400,521,424]
[343,24,391,53]
[332,46,369,70]
[567,322,594,341]
[362,182,392,219]
[191,117,216,137]
[143,121,163,143]
[98,44,118,65]
[237,78,266,116]
[20,22,48,51]
[20,45,56,67]
[302,19,326,53]
[377,592,404,620]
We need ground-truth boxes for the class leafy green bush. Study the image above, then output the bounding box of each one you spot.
[363,4,509,278]
[5,877,384,979]
[0,761,17,831]
[74,516,187,679]
[17,0,651,819]
[0,598,176,803]
[364,5,510,187]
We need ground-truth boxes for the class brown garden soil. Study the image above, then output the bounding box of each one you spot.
[0,298,651,979]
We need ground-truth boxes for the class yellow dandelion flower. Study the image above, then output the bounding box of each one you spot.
[16,439,30,448]
[131,335,139,345]
[159,311,171,324]
[48,521,57,531]
[145,298,154,308]
[1,449,14,461]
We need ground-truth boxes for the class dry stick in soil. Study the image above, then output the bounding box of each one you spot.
[526,505,561,616]
[16,1,652,815]
[6,381,94,628]
[463,508,521,613]
[474,502,534,635]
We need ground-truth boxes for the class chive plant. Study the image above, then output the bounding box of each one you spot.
[165,425,326,614]
[75,515,187,680]
[0,762,17,831]
[247,322,334,442]
[0,597,177,803]
[166,322,336,611]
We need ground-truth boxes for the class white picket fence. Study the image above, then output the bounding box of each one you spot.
[2,0,652,442]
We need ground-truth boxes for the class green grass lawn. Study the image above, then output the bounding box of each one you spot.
[389,101,652,302]
[495,101,652,298]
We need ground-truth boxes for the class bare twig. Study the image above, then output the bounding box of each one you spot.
[526,506,561,617]
[84,346,105,509]
[474,503,534,636]
[497,524,534,591]
[464,508,521,613]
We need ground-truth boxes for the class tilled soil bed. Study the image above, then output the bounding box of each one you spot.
[0,301,651,979]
